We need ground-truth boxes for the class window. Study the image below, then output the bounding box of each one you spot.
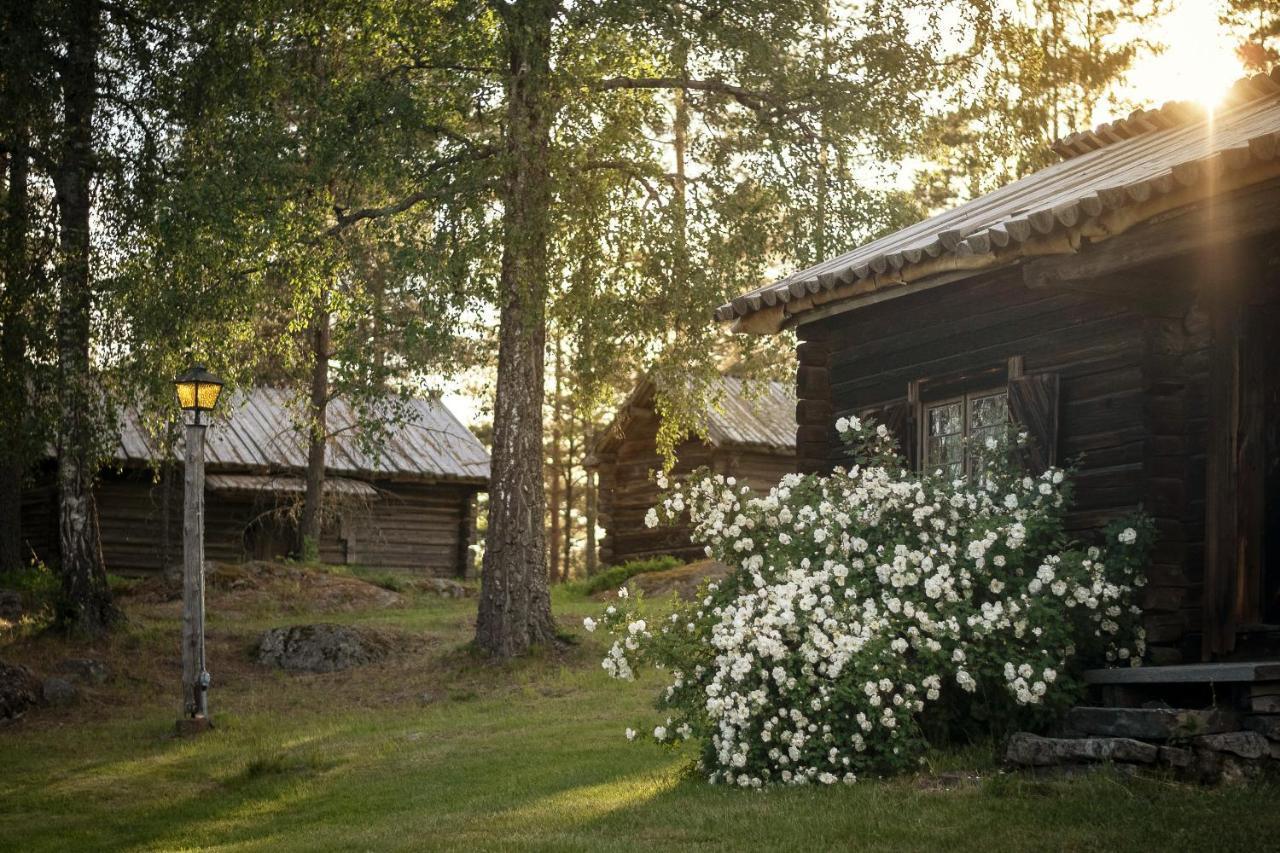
[923,390,1009,479]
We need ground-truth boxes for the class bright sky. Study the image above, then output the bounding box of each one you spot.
[1118,0,1247,112]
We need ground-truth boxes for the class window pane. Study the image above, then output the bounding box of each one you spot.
[969,392,1008,429]
[928,402,962,437]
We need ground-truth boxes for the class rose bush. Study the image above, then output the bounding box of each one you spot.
[588,417,1152,787]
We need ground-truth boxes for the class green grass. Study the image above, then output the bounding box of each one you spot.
[566,555,683,596]
[1,572,1277,852]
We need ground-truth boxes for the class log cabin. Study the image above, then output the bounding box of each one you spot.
[717,71,1280,665]
[20,388,489,578]
[588,375,796,566]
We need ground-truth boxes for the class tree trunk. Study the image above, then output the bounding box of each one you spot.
[0,128,29,576]
[54,0,116,633]
[584,458,598,576]
[300,300,330,558]
[0,2,34,576]
[475,0,558,658]
[561,440,573,583]
[547,332,562,582]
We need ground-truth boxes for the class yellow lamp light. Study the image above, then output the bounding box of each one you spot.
[174,365,224,423]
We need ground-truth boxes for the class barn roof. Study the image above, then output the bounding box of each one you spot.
[115,387,490,486]
[591,375,796,459]
[718,67,1280,333]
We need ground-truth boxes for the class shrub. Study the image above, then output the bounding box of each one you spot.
[570,555,683,596]
[587,417,1152,787]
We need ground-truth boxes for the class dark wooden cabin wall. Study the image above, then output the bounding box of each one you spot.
[802,271,1148,531]
[797,272,1188,650]
[597,411,795,566]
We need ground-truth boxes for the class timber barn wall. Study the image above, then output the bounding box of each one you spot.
[20,469,480,579]
[595,410,795,567]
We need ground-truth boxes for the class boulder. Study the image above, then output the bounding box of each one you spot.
[416,578,471,598]
[1193,731,1270,760]
[0,660,42,722]
[57,658,110,686]
[255,623,396,673]
[1065,706,1237,739]
[41,677,78,707]
[1157,745,1193,768]
[1005,732,1159,767]
[1242,715,1280,741]
[0,589,23,623]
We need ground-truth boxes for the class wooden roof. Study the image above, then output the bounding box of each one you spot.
[592,375,796,459]
[718,68,1280,333]
[115,387,490,486]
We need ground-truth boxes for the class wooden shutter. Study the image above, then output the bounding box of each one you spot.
[1007,373,1060,472]
[865,400,917,470]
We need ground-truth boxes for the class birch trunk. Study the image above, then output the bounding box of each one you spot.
[54,0,116,633]
[475,0,558,658]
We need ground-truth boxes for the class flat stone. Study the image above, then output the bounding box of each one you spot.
[41,677,78,707]
[57,658,110,686]
[1158,745,1193,768]
[1005,732,1159,767]
[1242,715,1280,741]
[1193,731,1270,760]
[0,659,42,722]
[255,623,396,673]
[1065,706,1237,740]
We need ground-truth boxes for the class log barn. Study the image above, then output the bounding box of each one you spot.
[21,388,489,578]
[588,375,796,566]
[717,72,1280,664]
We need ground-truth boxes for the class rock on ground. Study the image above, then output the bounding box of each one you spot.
[1065,706,1237,739]
[1005,732,1159,767]
[41,677,78,707]
[0,590,24,624]
[255,623,399,673]
[58,658,110,686]
[0,660,42,722]
[1193,731,1271,760]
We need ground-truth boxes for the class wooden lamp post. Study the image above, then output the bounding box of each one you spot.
[173,364,223,735]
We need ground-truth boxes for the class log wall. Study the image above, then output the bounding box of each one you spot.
[19,468,480,578]
[797,270,1182,651]
[595,409,794,567]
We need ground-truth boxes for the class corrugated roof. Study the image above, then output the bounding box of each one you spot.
[592,374,796,457]
[115,388,490,485]
[718,68,1280,332]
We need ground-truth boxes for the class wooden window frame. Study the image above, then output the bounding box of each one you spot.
[918,388,1009,478]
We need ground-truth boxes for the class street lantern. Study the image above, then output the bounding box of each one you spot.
[174,364,224,424]
[173,363,223,736]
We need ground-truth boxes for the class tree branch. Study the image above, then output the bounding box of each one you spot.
[592,77,774,111]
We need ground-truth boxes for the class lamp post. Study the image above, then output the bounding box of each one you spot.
[173,364,223,735]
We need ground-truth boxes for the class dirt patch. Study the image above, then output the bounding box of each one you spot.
[599,559,732,600]
[122,561,404,615]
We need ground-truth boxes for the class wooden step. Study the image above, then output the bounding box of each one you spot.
[1083,661,1280,685]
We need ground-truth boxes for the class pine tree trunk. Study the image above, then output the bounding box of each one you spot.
[0,137,29,576]
[54,0,116,633]
[0,2,34,576]
[547,334,562,582]
[300,301,330,557]
[584,460,598,576]
[561,449,573,583]
[475,0,558,658]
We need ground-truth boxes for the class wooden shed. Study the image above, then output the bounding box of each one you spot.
[21,388,489,578]
[717,71,1280,664]
[588,375,796,566]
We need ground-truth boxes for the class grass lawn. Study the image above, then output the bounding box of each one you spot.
[2,568,1277,852]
